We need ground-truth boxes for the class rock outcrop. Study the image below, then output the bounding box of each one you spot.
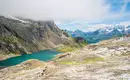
[0,59,57,80]
[0,16,72,55]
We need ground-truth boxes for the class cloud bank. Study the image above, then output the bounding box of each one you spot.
[0,0,110,20]
[0,0,130,32]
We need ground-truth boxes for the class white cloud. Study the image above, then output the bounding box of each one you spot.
[1,0,130,32]
[84,24,111,32]
[0,0,110,20]
[119,21,130,26]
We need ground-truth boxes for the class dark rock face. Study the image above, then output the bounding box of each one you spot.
[0,16,69,54]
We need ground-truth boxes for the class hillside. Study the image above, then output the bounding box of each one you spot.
[0,16,72,56]
[0,36,130,80]
[67,25,130,43]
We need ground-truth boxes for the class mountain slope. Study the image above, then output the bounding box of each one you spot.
[67,25,130,43]
[0,16,72,55]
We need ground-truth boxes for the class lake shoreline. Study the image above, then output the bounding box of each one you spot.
[0,66,6,70]
[0,50,62,67]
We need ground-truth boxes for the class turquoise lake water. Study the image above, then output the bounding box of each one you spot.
[0,50,62,66]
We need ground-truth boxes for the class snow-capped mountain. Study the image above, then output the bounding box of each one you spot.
[66,25,130,43]
[4,15,30,23]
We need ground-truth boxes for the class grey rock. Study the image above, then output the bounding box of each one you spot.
[0,16,71,55]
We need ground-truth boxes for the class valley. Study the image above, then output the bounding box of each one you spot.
[0,36,130,80]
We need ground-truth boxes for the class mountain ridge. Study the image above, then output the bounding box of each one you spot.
[0,16,72,56]
[66,24,130,43]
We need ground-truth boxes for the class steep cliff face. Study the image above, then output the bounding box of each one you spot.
[0,16,71,55]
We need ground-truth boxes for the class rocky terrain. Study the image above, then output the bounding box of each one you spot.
[0,16,72,58]
[0,36,130,80]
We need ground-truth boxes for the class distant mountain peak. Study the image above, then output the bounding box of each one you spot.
[67,24,130,43]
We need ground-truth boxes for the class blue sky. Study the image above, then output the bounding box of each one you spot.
[55,0,130,32]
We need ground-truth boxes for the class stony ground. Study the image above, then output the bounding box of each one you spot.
[0,37,130,80]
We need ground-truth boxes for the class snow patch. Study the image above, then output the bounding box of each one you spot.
[6,15,30,23]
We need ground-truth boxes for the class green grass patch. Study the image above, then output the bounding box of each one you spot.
[56,36,87,53]
[83,57,104,63]
[56,42,87,53]
[57,46,78,53]
[57,61,81,65]
[57,57,104,65]
[0,36,24,44]
[0,36,17,43]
